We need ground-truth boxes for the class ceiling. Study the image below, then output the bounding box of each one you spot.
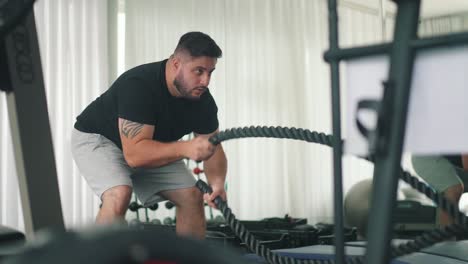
[344,0,468,18]
[420,0,468,18]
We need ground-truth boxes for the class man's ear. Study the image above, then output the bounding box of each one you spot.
[171,54,182,70]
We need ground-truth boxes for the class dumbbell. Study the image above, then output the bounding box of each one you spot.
[128,201,141,212]
[163,217,174,225]
[147,203,158,211]
[128,219,141,227]
[214,215,225,223]
[193,167,204,175]
[129,201,159,212]
[207,215,225,225]
[128,201,143,212]
[151,219,162,225]
[165,201,175,209]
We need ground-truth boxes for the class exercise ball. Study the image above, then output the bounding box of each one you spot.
[344,179,373,238]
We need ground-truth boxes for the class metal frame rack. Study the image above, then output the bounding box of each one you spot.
[326,0,468,263]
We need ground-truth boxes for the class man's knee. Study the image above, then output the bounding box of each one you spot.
[176,187,204,208]
[101,185,133,214]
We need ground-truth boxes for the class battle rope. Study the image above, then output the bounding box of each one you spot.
[196,126,468,264]
[197,180,347,264]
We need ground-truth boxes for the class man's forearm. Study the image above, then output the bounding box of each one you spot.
[126,139,188,168]
[462,154,468,171]
[203,145,227,186]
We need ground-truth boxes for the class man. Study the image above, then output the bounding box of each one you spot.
[71,32,227,239]
[412,154,468,226]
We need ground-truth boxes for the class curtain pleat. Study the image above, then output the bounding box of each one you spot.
[0,0,108,231]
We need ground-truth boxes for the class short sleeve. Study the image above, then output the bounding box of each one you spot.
[117,77,157,125]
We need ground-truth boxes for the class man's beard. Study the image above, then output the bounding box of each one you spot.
[173,72,206,101]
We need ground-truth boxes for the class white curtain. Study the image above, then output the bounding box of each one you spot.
[0,0,108,231]
[123,0,384,224]
[3,1,468,233]
[419,12,468,37]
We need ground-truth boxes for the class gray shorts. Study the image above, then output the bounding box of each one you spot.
[71,128,196,206]
[411,155,467,193]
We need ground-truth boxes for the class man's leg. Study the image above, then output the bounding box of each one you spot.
[97,185,133,225]
[439,183,464,226]
[159,187,205,239]
[412,155,464,226]
[71,129,135,225]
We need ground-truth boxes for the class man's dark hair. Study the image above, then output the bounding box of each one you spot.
[175,31,222,58]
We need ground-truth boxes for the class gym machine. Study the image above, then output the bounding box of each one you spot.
[326,0,468,263]
[0,0,64,238]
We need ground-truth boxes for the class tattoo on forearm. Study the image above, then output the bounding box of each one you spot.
[121,120,144,139]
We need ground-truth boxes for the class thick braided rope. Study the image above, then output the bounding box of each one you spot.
[203,126,468,263]
[197,180,361,264]
[390,169,468,257]
[209,126,334,147]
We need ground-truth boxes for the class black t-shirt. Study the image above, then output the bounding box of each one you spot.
[74,59,219,149]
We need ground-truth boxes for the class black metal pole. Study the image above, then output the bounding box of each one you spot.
[1,9,65,238]
[324,43,391,62]
[323,31,468,62]
[365,0,420,263]
[327,0,345,263]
